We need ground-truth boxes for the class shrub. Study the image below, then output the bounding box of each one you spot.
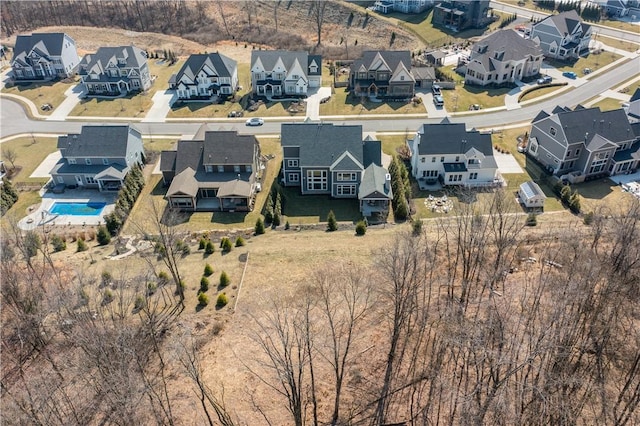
[51,234,67,252]
[205,240,215,254]
[199,238,207,250]
[220,237,233,253]
[24,231,41,259]
[412,219,423,236]
[560,184,572,204]
[147,282,158,295]
[235,236,245,247]
[219,271,230,288]
[285,221,290,230]
[569,192,581,213]
[355,220,367,236]
[77,238,88,252]
[272,211,281,227]
[198,292,209,307]
[199,276,210,293]
[255,218,265,235]
[134,295,145,310]
[583,211,594,225]
[157,271,169,284]
[327,210,338,231]
[204,263,214,276]
[86,229,96,241]
[96,226,111,245]
[216,293,228,308]
[526,213,537,226]
[105,212,123,236]
[103,289,114,304]
[101,271,112,287]
[176,239,191,255]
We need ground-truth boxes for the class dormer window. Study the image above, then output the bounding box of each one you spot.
[102,158,109,165]
[68,158,77,165]
[85,158,92,165]
[234,165,241,173]
[550,127,557,136]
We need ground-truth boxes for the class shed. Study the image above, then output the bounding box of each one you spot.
[518,181,546,210]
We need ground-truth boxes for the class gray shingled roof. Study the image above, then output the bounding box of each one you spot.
[281,123,364,168]
[13,33,69,60]
[535,10,590,36]
[160,150,177,172]
[416,123,494,157]
[353,51,412,73]
[469,29,542,71]
[78,46,147,77]
[359,164,393,200]
[167,167,199,197]
[58,125,142,158]
[411,67,436,81]
[308,55,322,76]
[202,131,258,165]
[172,53,236,83]
[94,164,128,180]
[251,50,311,73]
[217,179,252,197]
[173,140,203,174]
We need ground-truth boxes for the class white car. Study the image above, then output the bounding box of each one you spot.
[245,117,264,126]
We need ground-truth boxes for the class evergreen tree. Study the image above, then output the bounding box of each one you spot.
[327,210,338,231]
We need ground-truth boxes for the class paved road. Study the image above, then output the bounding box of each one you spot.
[2,54,638,139]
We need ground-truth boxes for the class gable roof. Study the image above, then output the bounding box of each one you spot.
[78,45,147,76]
[519,181,546,200]
[13,33,71,60]
[202,131,258,165]
[469,29,542,69]
[170,53,236,84]
[352,51,412,76]
[359,164,393,200]
[57,125,142,158]
[167,167,199,197]
[534,10,590,36]
[281,123,364,168]
[251,50,312,73]
[415,123,495,167]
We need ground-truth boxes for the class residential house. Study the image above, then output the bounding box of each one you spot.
[624,88,640,123]
[432,1,492,32]
[374,0,434,14]
[160,125,261,212]
[518,181,546,210]
[604,0,640,18]
[350,51,417,98]
[530,10,592,60]
[409,120,501,187]
[50,125,145,191]
[281,122,392,220]
[78,45,152,95]
[0,161,6,181]
[250,50,321,97]
[169,53,238,101]
[11,32,79,80]
[527,106,639,179]
[464,29,543,86]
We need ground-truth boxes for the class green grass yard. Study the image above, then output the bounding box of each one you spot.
[2,78,77,115]
[320,88,423,116]
[591,97,627,111]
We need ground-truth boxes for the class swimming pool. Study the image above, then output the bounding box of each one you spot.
[49,202,106,216]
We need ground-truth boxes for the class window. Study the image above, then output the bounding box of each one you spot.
[57,176,64,183]
[468,158,477,165]
[85,176,97,184]
[289,173,299,182]
[336,173,356,181]
[246,165,252,173]
[68,158,77,165]
[469,172,478,180]
[102,158,109,165]
[287,159,299,168]
[234,165,241,173]
[550,127,556,136]
[432,157,436,163]
[455,156,459,162]
[576,148,581,156]
[85,158,92,165]
[421,157,425,163]
[336,185,356,196]
[306,170,327,191]
[566,150,571,157]
[217,165,224,172]
[205,165,213,173]
[440,157,445,162]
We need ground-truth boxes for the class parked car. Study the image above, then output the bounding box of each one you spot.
[562,71,577,79]
[245,117,264,126]
[432,84,442,96]
[583,67,592,75]
[433,95,444,107]
[537,75,553,85]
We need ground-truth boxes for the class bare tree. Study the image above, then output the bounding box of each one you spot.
[2,147,17,170]
[310,0,328,47]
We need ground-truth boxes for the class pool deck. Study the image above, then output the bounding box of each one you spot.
[18,190,117,231]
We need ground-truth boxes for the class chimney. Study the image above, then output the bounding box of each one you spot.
[385,173,391,191]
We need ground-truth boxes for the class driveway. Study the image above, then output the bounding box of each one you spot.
[142,89,177,123]
[305,87,331,121]
[30,151,61,178]
[47,84,85,121]
[494,151,523,174]
[416,91,448,119]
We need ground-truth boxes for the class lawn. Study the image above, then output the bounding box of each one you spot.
[320,88,424,116]
[69,59,183,118]
[441,84,513,111]
[518,84,568,103]
[545,51,624,76]
[379,135,411,157]
[597,35,640,53]
[123,137,282,234]
[591,97,627,111]
[1,136,58,185]
[279,186,363,225]
[2,78,77,115]
[1,190,42,224]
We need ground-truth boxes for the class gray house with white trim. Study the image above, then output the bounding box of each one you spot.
[528,106,639,179]
[79,45,152,95]
[50,125,145,191]
[169,53,238,101]
[11,32,79,81]
[250,50,322,97]
[530,10,592,60]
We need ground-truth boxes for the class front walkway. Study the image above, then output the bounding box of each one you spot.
[47,84,85,121]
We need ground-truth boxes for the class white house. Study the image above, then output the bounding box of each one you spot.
[518,181,546,210]
[410,120,501,187]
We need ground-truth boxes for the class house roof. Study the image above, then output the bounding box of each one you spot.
[411,67,436,81]
[13,32,71,61]
[469,29,542,71]
[359,164,393,200]
[534,106,636,145]
[160,150,177,172]
[534,10,590,36]
[78,45,147,77]
[352,51,412,76]
[415,123,495,160]
[166,167,199,197]
[94,164,128,180]
[281,123,364,168]
[308,55,322,76]
[170,53,236,84]
[519,181,546,200]
[251,50,320,75]
[630,88,640,103]
[202,131,258,165]
[217,179,252,198]
[363,139,382,167]
[57,125,142,158]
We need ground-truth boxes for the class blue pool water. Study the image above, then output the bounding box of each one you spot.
[50,202,106,216]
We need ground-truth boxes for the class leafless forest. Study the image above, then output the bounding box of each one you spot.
[0,0,415,58]
[1,191,639,425]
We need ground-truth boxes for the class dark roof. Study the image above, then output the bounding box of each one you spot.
[251,50,312,73]
[172,53,236,83]
[78,45,147,77]
[613,140,640,162]
[167,167,199,197]
[202,131,258,165]
[308,55,322,76]
[415,123,494,157]
[542,106,636,145]
[173,140,203,174]
[359,164,393,200]
[630,88,640,103]
[363,138,382,167]
[535,10,591,35]
[160,150,177,172]
[281,123,364,168]
[13,32,70,59]
[352,51,412,75]
[469,29,542,71]
[58,125,142,158]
